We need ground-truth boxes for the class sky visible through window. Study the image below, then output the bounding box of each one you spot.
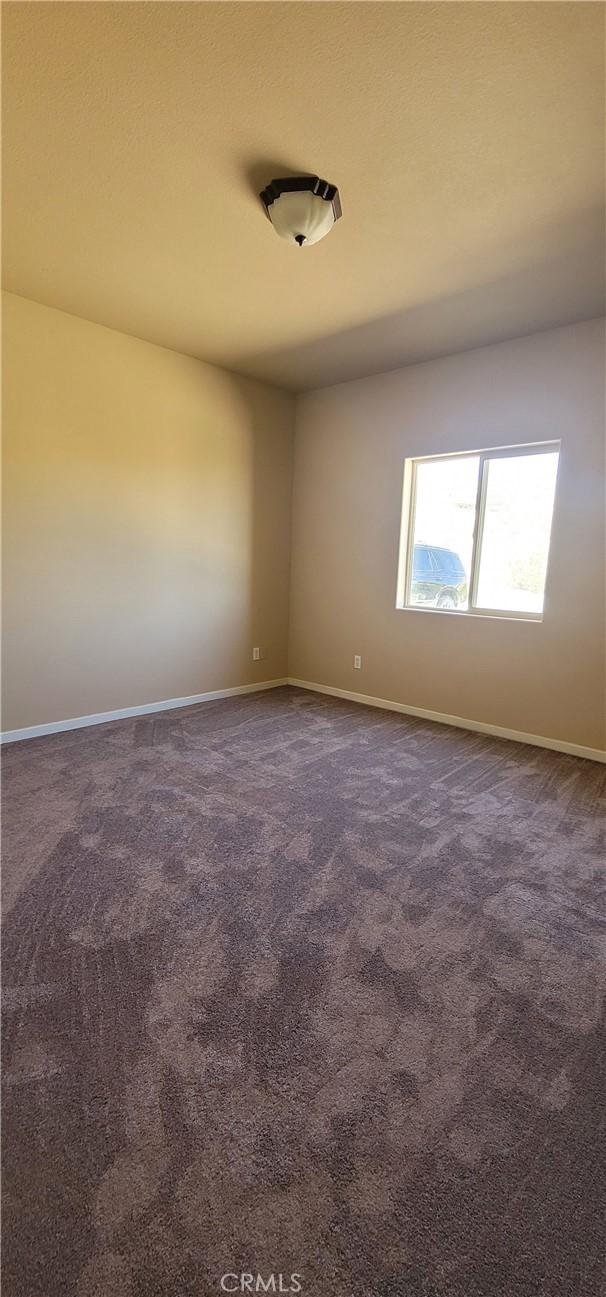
[476,453,559,612]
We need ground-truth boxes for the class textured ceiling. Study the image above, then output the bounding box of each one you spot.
[2,1,605,391]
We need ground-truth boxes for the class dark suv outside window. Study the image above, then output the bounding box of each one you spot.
[411,544,467,610]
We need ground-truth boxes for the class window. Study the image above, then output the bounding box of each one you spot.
[397,443,560,620]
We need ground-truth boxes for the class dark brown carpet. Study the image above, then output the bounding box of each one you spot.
[2,685,606,1297]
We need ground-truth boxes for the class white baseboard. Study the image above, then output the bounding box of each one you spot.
[0,679,289,744]
[287,678,606,764]
[3,675,604,763]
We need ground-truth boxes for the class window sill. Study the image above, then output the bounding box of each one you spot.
[395,604,543,623]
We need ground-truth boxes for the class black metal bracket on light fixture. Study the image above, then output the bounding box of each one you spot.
[259,174,342,246]
[260,175,342,220]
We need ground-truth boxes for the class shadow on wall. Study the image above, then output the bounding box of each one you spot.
[138,366,293,693]
[236,205,606,390]
[231,371,294,687]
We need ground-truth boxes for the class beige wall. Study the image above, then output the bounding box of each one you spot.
[289,319,606,751]
[2,293,294,731]
[3,298,604,750]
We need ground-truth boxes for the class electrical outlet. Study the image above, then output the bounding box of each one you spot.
[353,655,362,669]
[252,647,261,661]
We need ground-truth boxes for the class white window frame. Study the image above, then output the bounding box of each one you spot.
[396,440,561,621]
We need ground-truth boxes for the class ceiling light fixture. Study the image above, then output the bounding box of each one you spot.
[259,175,342,247]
